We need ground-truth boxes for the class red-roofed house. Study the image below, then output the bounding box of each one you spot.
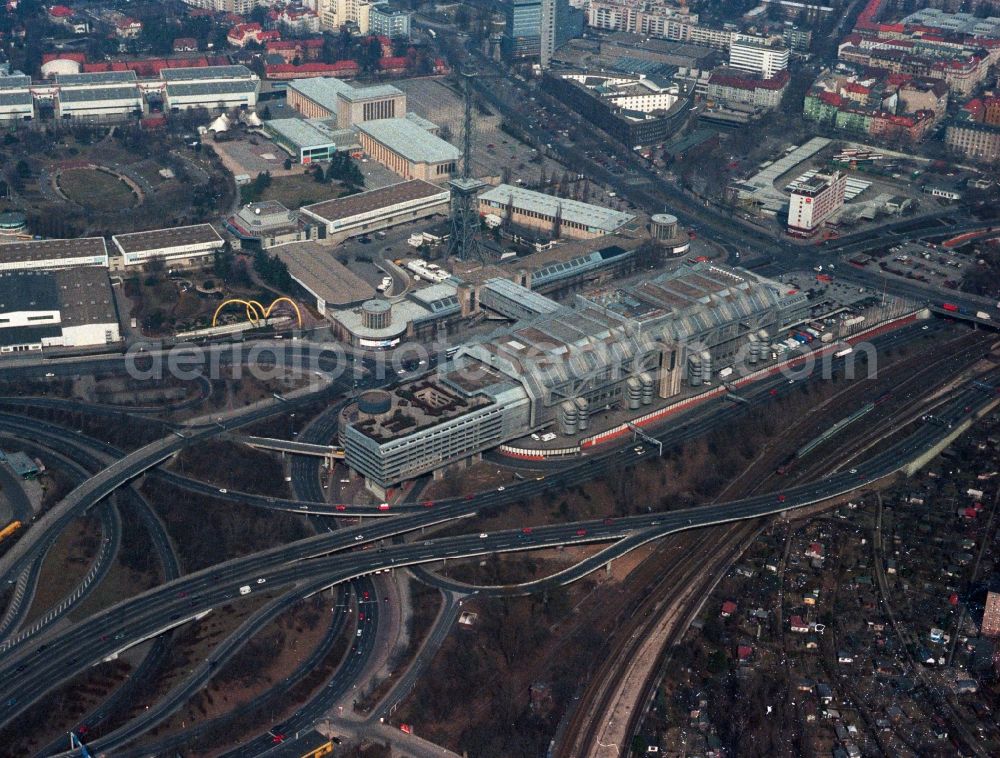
[115,18,142,39]
[266,38,324,64]
[706,68,789,110]
[736,644,754,663]
[790,615,810,633]
[378,56,409,74]
[276,7,319,33]
[720,600,737,618]
[47,4,72,21]
[173,38,198,53]
[264,60,359,80]
[805,543,825,560]
[228,23,280,48]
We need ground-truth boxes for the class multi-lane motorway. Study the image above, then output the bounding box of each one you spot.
[1,364,995,748]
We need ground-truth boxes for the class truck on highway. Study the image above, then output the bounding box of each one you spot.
[239,585,251,596]
[976,311,990,320]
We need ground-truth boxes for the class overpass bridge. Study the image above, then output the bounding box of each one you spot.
[241,435,345,465]
[928,305,999,328]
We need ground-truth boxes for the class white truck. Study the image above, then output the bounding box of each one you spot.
[239,585,251,596]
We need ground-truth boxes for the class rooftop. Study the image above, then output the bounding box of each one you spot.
[58,86,142,104]
[56,70,137,85]
[301,180,448,223]
[287,76,354,112]
[272,241,375,308]
[0,270,60,313]
[112,224,223,254]
[348,374,493,443]
[54,267,118,326]
[0,238,108,266]
[165,80,258,97]
[357,118,460,165]
[479,184,635,234]
[265,117,360,150]
[160,65,254,81]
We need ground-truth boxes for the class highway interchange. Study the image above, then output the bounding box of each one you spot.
[0,317,996,755]
[0,55,998,749]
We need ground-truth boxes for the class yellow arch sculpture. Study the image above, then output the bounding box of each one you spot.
[212,297,303,329]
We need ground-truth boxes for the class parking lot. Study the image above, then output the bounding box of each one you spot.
[397,77,565,183]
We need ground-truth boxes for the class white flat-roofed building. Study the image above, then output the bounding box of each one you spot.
[729,34,789,79]
[478,184,636,239]
[0,71,34,121]
[356,118,459,182]
[161,65,260,111]
[300,179,450,239]
[0,238,109,272]
[56,84,144,119]
[787,171,847,236]
[264,117,361,164]
[0,267,120,352]
[370,4,412,38]
[111,224,224,267]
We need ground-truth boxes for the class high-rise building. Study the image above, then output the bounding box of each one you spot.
[787,171,847,236]
[540,0,555,68]
[502,0,542,61]
[729,34,790,79]
[370,4,411,39]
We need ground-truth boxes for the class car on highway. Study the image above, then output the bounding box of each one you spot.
[335,504,347,511]
[378,503,390,511]
[521,527,533,535]
[354,534,364,541]
[777,494,786,503]
[257,578,266,584]
[422,500,434,508]
[497,486,506,492]
[479,532,489,538]
[44,372,55,378]
[356,628,362,637]
[218,488,227,494]
[576,528,587,536]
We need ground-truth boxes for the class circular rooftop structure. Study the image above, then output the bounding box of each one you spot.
[361,298,393,330]
[358,389,392,416]
[0,211,26,231]
[40,58,81,77]
[650,213,679,241]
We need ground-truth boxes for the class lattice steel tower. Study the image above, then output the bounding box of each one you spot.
[447,69,488,263]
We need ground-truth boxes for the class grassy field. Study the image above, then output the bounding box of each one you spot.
[258,173,345,209]
[58,168,138,211]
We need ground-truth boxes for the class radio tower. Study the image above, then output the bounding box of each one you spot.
[447,69,487,263]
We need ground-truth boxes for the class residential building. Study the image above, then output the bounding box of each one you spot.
[707,68,789,111]
[543,71,686,146]
[369,4,411,39]
[945,119,1000,163]
[787,171,847,236]
[541,0,555,67]
[729,34,789,78]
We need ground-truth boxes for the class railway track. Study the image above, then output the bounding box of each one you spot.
[559,521,760,758]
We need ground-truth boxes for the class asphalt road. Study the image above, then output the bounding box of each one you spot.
[1,370,993,738]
